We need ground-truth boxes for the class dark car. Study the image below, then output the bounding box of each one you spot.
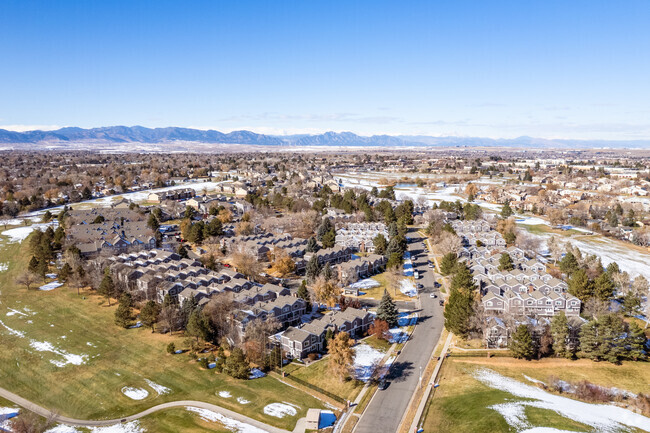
[439,300,444,306]
[378,380,389,390]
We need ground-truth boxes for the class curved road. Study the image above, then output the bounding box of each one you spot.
[0,386,295,433]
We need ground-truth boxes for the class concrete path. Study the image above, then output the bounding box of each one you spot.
[0,386,293,433]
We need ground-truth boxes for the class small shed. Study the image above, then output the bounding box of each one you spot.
[305,408,321,430]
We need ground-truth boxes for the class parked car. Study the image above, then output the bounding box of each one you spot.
[378,380,389,390]
[417,283,424,289]
[439,300,444,306]
[430,293,436,298]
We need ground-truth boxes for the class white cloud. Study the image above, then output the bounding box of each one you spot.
[0,124,62,132]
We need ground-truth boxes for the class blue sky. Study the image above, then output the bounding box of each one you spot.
[1,0,649,139]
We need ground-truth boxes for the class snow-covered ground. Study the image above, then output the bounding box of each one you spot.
[144,379,170,396]
[121,387,149,400]
[1,221,58,244]
[353,343,385,382]
[237,397,251,404]
[218,391,232,398]
[400,279,417,297]
[186,406,269,433]
[39,281,64,291]
[0,406,20,431]
[403,252,414,277]
[0,262,8,272]
[44,421,145,433]
[475,368,650,432]
[348,278,380,290]
[263,402,299,418]
[29,340,87,367]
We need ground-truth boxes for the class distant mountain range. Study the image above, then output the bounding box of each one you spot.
[1,125,649,149]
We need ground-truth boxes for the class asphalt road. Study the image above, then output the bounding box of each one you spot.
[355,231,444,433]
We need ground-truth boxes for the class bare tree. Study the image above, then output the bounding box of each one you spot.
[15,271,41,290]
[438,231,461,256]
[230,243,263,280]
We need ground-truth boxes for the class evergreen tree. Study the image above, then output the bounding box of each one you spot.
[386,234,407,258]
[568,269,594,303]
[296,280,311,310]
[321,229,336,248]
[59,263,72,281]
[550,311,570,358]
[559,252,580,276]
[186,310,211,343]
[580,314,626,363]
[140,300,160,332]
[177,244,189,259]
[510,325,535,360]
[373,233,387,256]
[306,237,320,253]
[376,290,398,328]
[224,347,250,379]
[439,253,458,276]
[147,213,160,231]
[28,256,39,274]
[322,263,334,281]
[98,273,115,306]
[498,253,515,271]
[501,200,514,218]
[594,272,615,301]
[317,218,334,240]
[605,262,620,275]
[443,288,474,338]
[205,218,223,237]
[114,293,134,328]
[626,321,647,361]
[387,221,398,237]
[622,291,642,316]
[305,255,321,281]
[386,252,402,270]
[450,263,476,292]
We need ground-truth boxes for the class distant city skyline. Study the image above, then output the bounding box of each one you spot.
[1,1,649,140]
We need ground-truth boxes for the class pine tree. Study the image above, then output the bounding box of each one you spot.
[140,300,160,332]
[147,213,160,231]
[498,253,515,271]
[439,253,458,276]
[306,237,320,253]
[580,314,626,363]
[114,293,134,328]
[186,310,210,343]
[224,347,250,379]
[550,311,570,358]
[510,325,535,360]
[373,233,387,256]
[568,269,594,303]
[317,218,334,240]
[322,263,333,281]
[98,273,115,306]
[376,290,398,328]
[559,252,580,276]
[305,255,321,281]
[594,272,615,301]
[450,263,476,293]
[59,263,72,281]
[501,201,514,218]
[626,321,647,361]
[443,288,474,338]
[322,229,336,248]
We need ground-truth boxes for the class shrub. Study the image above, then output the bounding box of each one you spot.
[166,342,176,354]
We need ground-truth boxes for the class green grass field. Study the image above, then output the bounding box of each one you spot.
[350,272,412,302]
[421,356,650,433]
[0,233,323,431]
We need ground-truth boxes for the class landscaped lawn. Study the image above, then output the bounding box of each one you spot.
[352,272,412,302]
[138,408,233,433]
[0,234,324,431]
[421,356,650,433]
[363,335,392,352]
[285,357,365,402]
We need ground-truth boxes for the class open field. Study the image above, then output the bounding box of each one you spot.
[350,272,413,302]
[0,234,324,431]
[283,358,365,402]
[421,356,650,433]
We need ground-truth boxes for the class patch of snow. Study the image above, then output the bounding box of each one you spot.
[145,379,170,396]
[186,406,269,433]
[475,368,650,433]
[523,375,546,386]
[88,421,145,433]
[129,321,142,329]
[45,273,58,279]
[121,387,149,400]
[387,328,408,343]
[29,340,87,366]
[348,278,380,290]
[7,308,28,317]
[249,368,266,379]
[0,263,8,272]
[237,397,251,404]
[1,222,57,244]
[39,281,63,291]
[400,279,417,297]
[45,426,81,433]
[353,343,385,382]
[0,407,20,431]
[218,391,232,398]
[174,349,183,354]
[0,319,26,337]
[263,402,298,418]
[208,362,216,369]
